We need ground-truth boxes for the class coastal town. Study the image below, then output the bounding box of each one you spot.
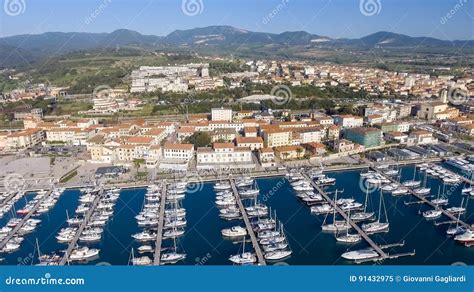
[1,60,473,177]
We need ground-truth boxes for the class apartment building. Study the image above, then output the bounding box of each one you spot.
[211,107,233,122]
[333,115,364,128]
[163,143,195,161]
[262,128,292,148]
[344,127,383,148]
[196,143,253,168]
[235,136,264,150]
[6,128,45,149]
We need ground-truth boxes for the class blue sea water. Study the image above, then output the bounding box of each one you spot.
[1,164,473,265]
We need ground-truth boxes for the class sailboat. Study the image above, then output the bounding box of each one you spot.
[446,212,467,236]
[413,171,430,195]
[264,224,292,260]
[229,237,256,265]
[321,190,350,232]
[402,167,421,188]
[350,187,375,222]
[131,248,152,266]
[362,189,389,234]
[336,210,362,243]
[430,185,448,206]
[160,236,186,264]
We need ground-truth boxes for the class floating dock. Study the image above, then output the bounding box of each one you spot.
[59,188,104,265]
[153,183,167,265]
[0,190,54,250]
[229,179,266,265]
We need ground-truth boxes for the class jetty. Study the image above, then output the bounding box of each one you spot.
[0,190,54,250]
[59,188,104,265]
[229,179,266,265]
[153,183,167,265]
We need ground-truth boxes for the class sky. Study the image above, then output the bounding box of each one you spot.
[0,0,473,40]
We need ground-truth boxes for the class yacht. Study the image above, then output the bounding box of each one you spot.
[310,204,334,215]
[392,188,409,196]
[447,226,467,236]
[454,230,474,245]
[0,243,20,253]
[69,247,99,261]
[336,233,362,243]
[131,231,156,241]
[362,222,389,234]
[321,221,351,232]
[350,211,375,222]
[413,188,431,196]
[161,252,186,264]
[422,210,442,220]
[260,236,286,245]
[163,228,185,239]
[446,207,466,215]
[341,248,379,261]
[137,245,153,253]
[132,256,152,266]
[221,226,247,237]
[264,250,292,260]
[402,180,421,188]
[239,189,259,197]
[431,198,449,206]
[229,252,256,265]
[214,183,231,191]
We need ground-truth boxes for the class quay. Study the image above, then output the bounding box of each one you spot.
[153,183,167,265]
[229,179,266,265]
[59,188,104,265]
[301,173,388,260]
[0,190,54,250]
[369,165,473,232]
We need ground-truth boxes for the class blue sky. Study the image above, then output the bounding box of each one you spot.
[0,0,472,39]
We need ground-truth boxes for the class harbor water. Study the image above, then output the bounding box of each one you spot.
[1,164,473,265]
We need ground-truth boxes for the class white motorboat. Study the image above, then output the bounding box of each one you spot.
[161,252,186,264]
[69,247,99,261]
[413,187,430,196]
[454,230,474,245]
[422,209,442,220]
[222,226,247,237]
[362,222,389,234]
[239,189,260,197]
[336,233,362,243]
[264,250,292,260]
[132,256,152,266]
[163,228,185,239]
[310,204,334,215]
[131,231,156,241]
[341,248,379,261]
[137,245,153,253]
[391,188,409,196]
[229,252,256,265]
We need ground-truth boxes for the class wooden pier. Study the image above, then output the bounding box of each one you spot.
[370,166,473,232]
[229,179,266,265]
[59,188,104,265]
[153,183,167,265]
[302,173,389,260]
[0,190,54,250]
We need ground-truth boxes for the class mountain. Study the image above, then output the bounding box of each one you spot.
[0,26,472,67]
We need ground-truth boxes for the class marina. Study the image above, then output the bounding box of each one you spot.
[0,162,473,265]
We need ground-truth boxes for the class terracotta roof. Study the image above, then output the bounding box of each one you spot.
[163,143,194,150]
[236,136,263,144]
[213,142,235,149]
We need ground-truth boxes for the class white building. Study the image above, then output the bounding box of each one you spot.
[211,108,233,122]
[196,143,253,169]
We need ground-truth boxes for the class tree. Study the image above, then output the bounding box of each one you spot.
[296,148,304,159]
[184,131,212,148]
